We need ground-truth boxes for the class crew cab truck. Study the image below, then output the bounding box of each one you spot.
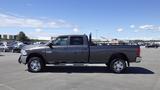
[18,34,142,73]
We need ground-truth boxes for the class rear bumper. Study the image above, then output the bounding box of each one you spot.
[18,55,27,64]
[136,57,142,63]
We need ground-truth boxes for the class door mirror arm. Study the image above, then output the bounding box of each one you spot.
[48,43,53,49]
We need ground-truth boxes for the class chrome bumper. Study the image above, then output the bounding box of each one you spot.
[136,57,142,63]
[18,55,27,64]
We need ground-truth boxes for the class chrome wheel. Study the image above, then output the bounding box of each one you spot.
[30,60,41,72]
[113,60,124,73]
[28,57,44,72]
[110,59,126,73]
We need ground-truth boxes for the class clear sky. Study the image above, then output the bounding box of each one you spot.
[0,0,160,40]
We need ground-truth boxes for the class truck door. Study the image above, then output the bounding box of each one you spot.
[67,36,89,63]
[46,36,69,63]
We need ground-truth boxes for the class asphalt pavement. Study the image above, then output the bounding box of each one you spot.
[0,48,160,90]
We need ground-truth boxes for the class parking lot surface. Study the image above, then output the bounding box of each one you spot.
[0,48,160,90]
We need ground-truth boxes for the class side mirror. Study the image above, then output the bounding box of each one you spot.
[48,43,53,49]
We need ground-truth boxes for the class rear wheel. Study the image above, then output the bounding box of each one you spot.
[28,57,44,72]
[110,58,126,73]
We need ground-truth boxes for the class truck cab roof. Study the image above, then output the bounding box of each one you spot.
[57,34,87,37]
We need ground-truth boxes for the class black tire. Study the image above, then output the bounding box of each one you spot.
[27,57,44,72]
[110,58,126,73]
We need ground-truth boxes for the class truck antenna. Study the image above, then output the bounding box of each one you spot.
[89,33,92,45]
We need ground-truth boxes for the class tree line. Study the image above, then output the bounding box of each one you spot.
[0,31,48,42]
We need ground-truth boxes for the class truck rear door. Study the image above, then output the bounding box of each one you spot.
[67,36,89,63]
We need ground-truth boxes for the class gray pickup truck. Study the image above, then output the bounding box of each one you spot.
[18,34,142,73]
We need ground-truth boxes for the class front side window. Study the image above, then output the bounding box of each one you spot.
[70,36,84,45]
[53,37,68,46]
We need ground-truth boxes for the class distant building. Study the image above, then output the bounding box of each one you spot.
[0,34,17,40]
[9,35,13,40]
[3,34,8,40]
[14,35,17,40]
[110,39,127,45]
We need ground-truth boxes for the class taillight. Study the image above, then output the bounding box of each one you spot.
[136,47,140,57]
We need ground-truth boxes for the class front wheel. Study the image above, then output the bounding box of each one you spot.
[110,58,126,73]
[28,57,44,72]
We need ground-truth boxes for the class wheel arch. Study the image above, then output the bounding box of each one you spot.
[26,53,46,64]
[108,53,129,67]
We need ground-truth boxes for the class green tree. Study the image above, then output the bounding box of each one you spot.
[17,31,29,41]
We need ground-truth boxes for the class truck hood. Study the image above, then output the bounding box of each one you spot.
[22,45,48,50]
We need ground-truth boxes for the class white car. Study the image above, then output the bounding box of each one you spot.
[0,42,13,52]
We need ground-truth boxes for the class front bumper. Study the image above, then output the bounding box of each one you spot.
[18,55,27,64]
[136,57,142,63]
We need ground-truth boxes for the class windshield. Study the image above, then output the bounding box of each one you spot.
[45,36,68,46]
[45,40,53,46]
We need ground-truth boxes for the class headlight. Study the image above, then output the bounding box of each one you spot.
[21,49,27,55]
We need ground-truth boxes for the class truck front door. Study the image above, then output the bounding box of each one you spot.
[46,36,69,63]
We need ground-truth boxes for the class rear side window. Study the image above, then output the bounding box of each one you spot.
[70,36,84,45]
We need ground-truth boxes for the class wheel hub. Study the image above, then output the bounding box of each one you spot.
[30,60,41,71]
[113,60,124,72]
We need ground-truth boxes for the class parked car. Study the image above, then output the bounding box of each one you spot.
[19,34,142,73]
[33,42,45,45]
[12,42,26,53]
[0,43,4,52]
[145,44,159,48]
[0,42,14,52]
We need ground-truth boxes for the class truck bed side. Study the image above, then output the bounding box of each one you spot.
[89,45,140,63]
